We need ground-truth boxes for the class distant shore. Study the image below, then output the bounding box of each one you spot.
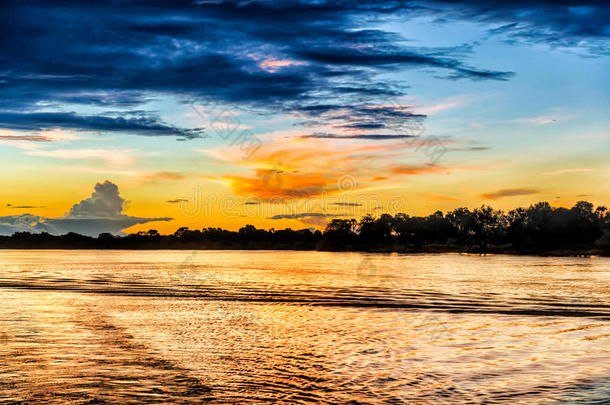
[0,243,604,257]
[2,200,609,257]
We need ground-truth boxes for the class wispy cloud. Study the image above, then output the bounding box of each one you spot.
[0,135,51,142]
[542,168,594,175]
[26,148,141,167]
[481,188,538,200]
[0,111,205,140]
[390,164,481,175]
[416,95,472,115]
[269,213,345,220]
[6,204,47,209]
[509,108,577,126]
[145,172,188,181]
[417,193,458,202]
[301,133,417,140]
[202,131,484,200]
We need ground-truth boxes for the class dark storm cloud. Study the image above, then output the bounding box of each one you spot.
[340,123,387,130]
[293,104,428,134]
[0,112,206,139]
[0,0,515,138]
[301,133,417,140]
[294,46,513,80]
[417,1,610,55]
[1,0,607,138]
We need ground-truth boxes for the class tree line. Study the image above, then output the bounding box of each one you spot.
[1,201,609,255]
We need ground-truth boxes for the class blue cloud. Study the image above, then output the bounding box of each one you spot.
[0,111,206,139]
[0,0,519,138]
[1,0,607,140]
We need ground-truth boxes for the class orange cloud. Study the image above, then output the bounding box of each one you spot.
[481,188,538,200]
[206,137,404,198]
[542,168,594,175]
[390,164,483,176]
[225,169,338,200]
[298,216,329,227]
[390,164,449,175]
[259,58,306,72]
[203,134,484,201]
[417,193,458,202]
[148,171,188,181]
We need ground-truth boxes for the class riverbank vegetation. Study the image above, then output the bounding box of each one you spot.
[1,201,609,256]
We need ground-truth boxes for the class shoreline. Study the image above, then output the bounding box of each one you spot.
[0,246,605,257]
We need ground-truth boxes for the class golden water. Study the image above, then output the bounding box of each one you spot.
[1,250,609,403]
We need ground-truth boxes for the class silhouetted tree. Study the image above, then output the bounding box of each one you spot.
[0,201,608,255]
[319,219,358,250]
[471,206,504,251]
[358,214,394,248]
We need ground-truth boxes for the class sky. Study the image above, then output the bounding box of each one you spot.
[0,0,609,235]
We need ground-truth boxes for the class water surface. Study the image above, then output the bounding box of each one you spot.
[1,250,609,403]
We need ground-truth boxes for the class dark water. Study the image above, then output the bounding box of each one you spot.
[1,250,609,404]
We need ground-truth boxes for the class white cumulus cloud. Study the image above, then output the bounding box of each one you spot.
[0,181,171,236]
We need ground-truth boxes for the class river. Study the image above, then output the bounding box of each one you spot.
[1,250,609,403]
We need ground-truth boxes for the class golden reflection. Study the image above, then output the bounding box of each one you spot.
[1,250,610,403]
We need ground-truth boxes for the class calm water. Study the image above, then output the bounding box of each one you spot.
[1,251,610,404]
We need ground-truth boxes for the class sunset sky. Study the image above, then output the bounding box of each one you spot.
[1,0,609,235]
